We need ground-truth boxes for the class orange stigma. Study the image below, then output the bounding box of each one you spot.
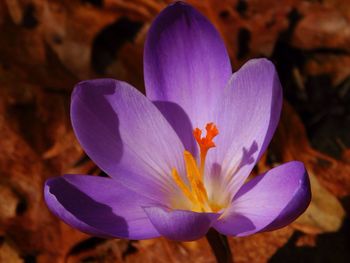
[193,122,219,151]
[193,123,219,177]
[171,123,221,212]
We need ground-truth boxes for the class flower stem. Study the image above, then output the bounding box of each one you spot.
[206,228,233,263]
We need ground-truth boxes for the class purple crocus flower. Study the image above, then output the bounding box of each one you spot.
[44,2,311,241]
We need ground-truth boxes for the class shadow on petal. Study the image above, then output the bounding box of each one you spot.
[46,177,129,237]
[72,79,124,168]
[206,142,258,206]
[154,100,197,156]
[236,141,258,171]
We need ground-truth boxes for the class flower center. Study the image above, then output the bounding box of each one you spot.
[172,123,222,212]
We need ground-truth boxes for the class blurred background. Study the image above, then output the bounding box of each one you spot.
[0,0,349,262]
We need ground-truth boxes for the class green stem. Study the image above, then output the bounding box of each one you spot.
[206,228,233,263]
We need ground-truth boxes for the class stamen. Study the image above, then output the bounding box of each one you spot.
[184,151,208,207]
[171,168,196,204]
[171,123,220,212]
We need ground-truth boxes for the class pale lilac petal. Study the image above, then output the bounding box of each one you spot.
[44,175,161,239]
[144,206,220,241]
[144,2,232,129]
[71,79,186,202]
[213,161,311,236]
[207,58,283,201]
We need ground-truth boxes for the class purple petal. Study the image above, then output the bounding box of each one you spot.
[144,1,232,130]
[213,161,311,236]
[144,206,220,241]
[44,175,161,239]
[71,79,186,203]
[207,58,283,201]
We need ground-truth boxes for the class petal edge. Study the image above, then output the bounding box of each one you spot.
[213,161,311,236]
[45,175,161,239]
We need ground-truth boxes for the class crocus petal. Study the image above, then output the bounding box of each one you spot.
[213,161,311,237]
[71,79,186,202]
[44,175,161,239]
[207,58,282,200]
[144,1,232,132]
[144,206,220,241]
